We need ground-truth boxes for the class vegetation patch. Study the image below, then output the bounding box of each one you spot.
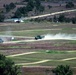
[7,50,76,66]
[45,50,67,54]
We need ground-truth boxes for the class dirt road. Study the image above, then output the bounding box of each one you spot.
[22,9,76,20]
[5,9,76,21]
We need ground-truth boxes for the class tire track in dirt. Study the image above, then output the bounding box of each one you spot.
[61,57,76,61]
[15,60,50,66]
[6,52,37,57]
[7,51,76,66]
[15,57,76,66]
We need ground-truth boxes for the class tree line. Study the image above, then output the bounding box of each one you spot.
[13,0,44,18]
[0,1,75,22]
[13,1,74,18]
[29,14,76,24]
[3,2,16,12]
[53,15,76,24]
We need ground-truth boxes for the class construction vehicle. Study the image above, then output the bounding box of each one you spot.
[35,35,44,40]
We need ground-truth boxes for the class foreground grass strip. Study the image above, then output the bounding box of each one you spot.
[15,56,76,66]
[15,60,50,66]
[6,52,37,57]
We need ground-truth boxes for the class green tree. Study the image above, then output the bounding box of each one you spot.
[52,65,73,75]
[66,2,74,8]
[58,14,65,22]
[72,18,76,24]
[20,7,28,16]
[0,54,21,75]
[23,0,29,2]
[34,0,44,14]
[13,6,28,18]
[65,18,71,23]
[9,2,16,9]
[14,9,22,18]
[35,0,41,10]
[38,5,45,13]
[53,16,58,22]
[26,0,34,11]
[5,3,16,12]
[0,14,5,22]
[18,7,28,16]
[47,5,52,9]
[5,5,10,12]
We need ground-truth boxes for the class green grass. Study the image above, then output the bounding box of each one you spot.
[37,60,76,67]
[0,29,76,37]
[8,57,42,63]
[0,22,76,36]
[0,22,76,67]
[16,52,76,60]
[68,40,76,44]
[0,29,58,36]
[8,51,76,66]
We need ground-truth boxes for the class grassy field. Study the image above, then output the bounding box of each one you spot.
[0,22,76,36]
[7,50,76,67]
[0,22,76,75]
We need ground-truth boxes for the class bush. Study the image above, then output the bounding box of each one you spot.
[72,18,76,24]
[0,14,5,22]
[47,5,52,9]
[66,2,74,8]
[0,54,21,75]
[5,3,16,12]
[9,2,16,9]
[58,14,65,22]
[52,65,73,75]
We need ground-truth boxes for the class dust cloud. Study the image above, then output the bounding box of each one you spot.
[43,33,76,40]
